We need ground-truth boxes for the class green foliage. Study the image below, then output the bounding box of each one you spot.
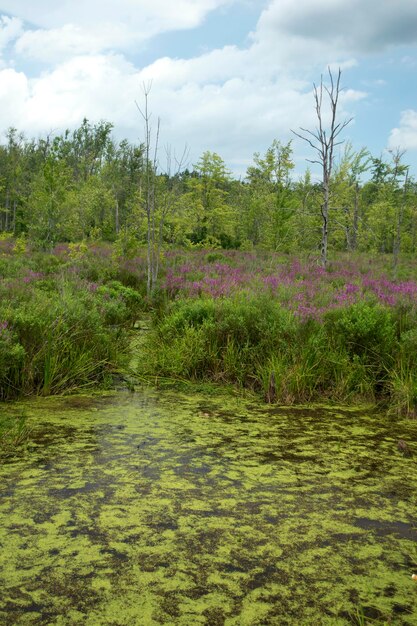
[1,239,417,415]
[0,120,416,262]
[0,410,31,457]
[244,140,298,251]
[112,227,140,259]
[326,302,395,366]
[27,156,76,247]
[0,252,144,399]
[0,325,25,395]
[399,327,417,360]
[142,296,297,388]
[205,252,228,264]
[388,327,417,415]
[322,302,397,401]
[184,151,236,245]
[389,365,417,416]
[139,290,417,411]
[96,281,142,326]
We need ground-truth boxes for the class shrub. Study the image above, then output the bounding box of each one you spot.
[141,295,299,388]
[96,281,142,327]
[325,302,395,367]
[0,275,140,399]
[0,324,25,399]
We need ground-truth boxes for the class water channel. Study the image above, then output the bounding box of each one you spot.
[1,389,417,624]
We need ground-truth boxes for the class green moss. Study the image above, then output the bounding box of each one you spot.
[1,391,417,624]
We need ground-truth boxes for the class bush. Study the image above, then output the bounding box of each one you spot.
[96,281,142,326]
[0,324,25,399]
[141,295,299,387]
[325,302,395,367]
[139,293,416,409]
[0,273,142,399]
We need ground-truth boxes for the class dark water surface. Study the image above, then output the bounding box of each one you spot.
[1,390,417,625]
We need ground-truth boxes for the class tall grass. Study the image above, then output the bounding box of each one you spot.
[139,295,417,412]
[0,410,31,457]
[0,244,144,400]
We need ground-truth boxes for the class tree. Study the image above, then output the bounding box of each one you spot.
[136,84,188,293]
[27,154,74,247]
[245,140,296,250]
[363,150,409,255]
[102,138,144,237]
[185,151,234,245]
[331,143,371,251]
[53,118,114,183]
[136,84,161,296]
[0,128,26,233]
[292,68,352,267]
[292,169,322,252]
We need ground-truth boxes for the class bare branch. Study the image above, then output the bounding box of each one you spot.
[291,67,353,267]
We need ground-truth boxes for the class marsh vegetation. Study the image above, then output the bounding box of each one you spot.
[1,99,417,623]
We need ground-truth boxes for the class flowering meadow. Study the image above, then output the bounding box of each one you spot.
[1,237,417,414]
[163,249,417,318]
[141,249,417,414]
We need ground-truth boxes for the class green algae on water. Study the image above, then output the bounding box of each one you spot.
[1,391,417,625]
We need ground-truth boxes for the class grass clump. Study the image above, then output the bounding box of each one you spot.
[0,247,144,400]
[139,293,417,411]
[0,410,31,457]
[140,295,296,388]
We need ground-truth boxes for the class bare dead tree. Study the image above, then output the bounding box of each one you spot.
[136,83,188,295]
[152,143,189,281]
[136,82,160,296]
[292,67,352,268]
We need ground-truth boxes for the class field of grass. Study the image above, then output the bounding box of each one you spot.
[1,238,417,415]
[141,249,417,415]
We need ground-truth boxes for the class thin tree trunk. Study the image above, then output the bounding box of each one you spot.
[321,178,329,268]
[115,198,119,235]
[393,172,408,269]
[12,199,17,234]
[3,190,10,232]
[5,199,9,231]
[352,182,359,251]
[343,206,351,251]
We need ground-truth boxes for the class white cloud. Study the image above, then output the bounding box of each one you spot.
[0,15,22,49]
[12,0,417,67]
[21,55,139,132]
[0,67,28,125]
[389,110,417,151]
[2,48,365,174]
[2,0,235,61]
[0,0,371,174]
[15,23,131,62]
[0,0,416,174]
[1,0,233,30]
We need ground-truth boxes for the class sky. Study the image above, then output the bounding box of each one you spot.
[0,0,417,178]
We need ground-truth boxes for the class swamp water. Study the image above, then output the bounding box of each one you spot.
[1,390,417,625]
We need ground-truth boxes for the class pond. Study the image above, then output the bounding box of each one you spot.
[1,389,417,625]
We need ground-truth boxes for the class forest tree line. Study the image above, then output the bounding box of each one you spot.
[0,119,415,258]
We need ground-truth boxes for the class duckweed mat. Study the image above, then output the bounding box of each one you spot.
[1,390,417,625]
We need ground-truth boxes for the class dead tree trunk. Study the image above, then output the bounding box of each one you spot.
[136,83,160,297]
[292,68,352,268]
